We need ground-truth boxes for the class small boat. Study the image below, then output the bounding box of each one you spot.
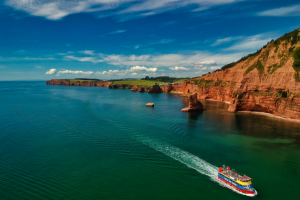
[218,165,258,197]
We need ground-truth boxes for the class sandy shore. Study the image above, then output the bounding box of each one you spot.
[203,99,231,104]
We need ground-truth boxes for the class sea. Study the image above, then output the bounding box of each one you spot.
[0,81,300,199]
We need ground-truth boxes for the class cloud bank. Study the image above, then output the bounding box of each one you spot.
[258,4,300,17]
[5,0,242,20]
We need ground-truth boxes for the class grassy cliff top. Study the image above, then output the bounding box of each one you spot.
[111,79,188,86]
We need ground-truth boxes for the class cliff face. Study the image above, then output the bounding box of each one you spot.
[166,29,300,121]
[46,79,112,87]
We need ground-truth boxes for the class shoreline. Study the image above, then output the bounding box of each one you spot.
[237,111,300,123]
[45,81,300,124]
[203,99,231,104]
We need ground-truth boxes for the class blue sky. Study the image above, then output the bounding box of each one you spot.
[0,0,300,80]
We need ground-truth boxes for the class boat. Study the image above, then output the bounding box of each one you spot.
[218,165,258,197]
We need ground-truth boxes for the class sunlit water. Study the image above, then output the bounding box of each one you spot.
[1,81,300,199]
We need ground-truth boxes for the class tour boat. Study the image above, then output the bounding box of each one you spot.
[218,166,258,197]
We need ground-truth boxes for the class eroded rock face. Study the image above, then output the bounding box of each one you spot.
[148,86,163,93]
[131,85,138,91]
[181,93,205,112]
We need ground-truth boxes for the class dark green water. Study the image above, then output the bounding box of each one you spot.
[1,81,300,199]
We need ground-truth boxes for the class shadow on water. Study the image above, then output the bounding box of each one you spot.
[196,99,300,146]
[188,111,204,122]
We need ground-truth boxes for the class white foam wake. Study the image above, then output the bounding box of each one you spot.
[135,136,218,178]
[135,136,256,197]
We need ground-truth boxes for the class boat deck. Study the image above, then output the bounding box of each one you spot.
[220,167,251,182]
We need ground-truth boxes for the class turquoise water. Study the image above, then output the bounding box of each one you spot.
[1,81,300,199]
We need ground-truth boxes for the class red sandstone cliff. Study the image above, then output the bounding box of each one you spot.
[167,28,300,121]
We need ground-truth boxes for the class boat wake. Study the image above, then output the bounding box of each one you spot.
[135,136,256,197]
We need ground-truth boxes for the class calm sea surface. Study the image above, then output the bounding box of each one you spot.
[1,81,300,200]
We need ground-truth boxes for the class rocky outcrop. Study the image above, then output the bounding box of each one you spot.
[46,79,112,87]
[131,85,138,91]
[147,85,163,93]
[161,83,183,93]
[145,103,154,107]
[138,86,145,92]
[181,93,205,112]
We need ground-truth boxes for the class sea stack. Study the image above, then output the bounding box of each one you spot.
[147,85,163,93]
[181,93,205,112]
[145,103,154,107]
[138,86,145,92]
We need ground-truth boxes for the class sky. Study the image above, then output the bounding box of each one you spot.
[0,0,300,80]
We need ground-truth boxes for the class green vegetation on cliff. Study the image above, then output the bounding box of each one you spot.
[142,76,188,83]
[111,80,164,86]
[245,60,264,74]
[220,28,300,72]
[293,47,300,82]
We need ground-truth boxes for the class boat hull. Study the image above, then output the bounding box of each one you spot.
[218,175,258,197]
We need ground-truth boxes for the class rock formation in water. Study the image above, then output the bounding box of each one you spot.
[181,93,205,112]
[147,85,163,93]
[145,103,154,107]
[138,86,145,92]
[131,85,138,91]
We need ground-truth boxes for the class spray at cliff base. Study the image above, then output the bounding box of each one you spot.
[135,136,253,196]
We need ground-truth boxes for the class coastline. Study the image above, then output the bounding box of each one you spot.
[237,111,300,123]
[45,80,300,124]
[203,99,231,104]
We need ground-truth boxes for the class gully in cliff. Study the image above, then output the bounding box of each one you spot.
[218,166,258,197]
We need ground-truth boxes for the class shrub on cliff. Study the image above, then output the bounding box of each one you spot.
[293,47,300,72]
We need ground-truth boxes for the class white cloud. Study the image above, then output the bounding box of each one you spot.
[56,70,93,76]
[94,65,157,76]
[196,60,217,65]
[210,66,220,70]
[45,68,57,74]
[64,55,100,63]
[23,57,55,60]
[35,66,43,69]
[129,66,157,72]
[63,51,243,68]
[131,72,137,75]
[5,0,242,20]
[79,50,95,56]
[109,30,127,34]
[258,4,300,16]
[169,66,190,71]
[212,36,241,46]
[225,35,271,51]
